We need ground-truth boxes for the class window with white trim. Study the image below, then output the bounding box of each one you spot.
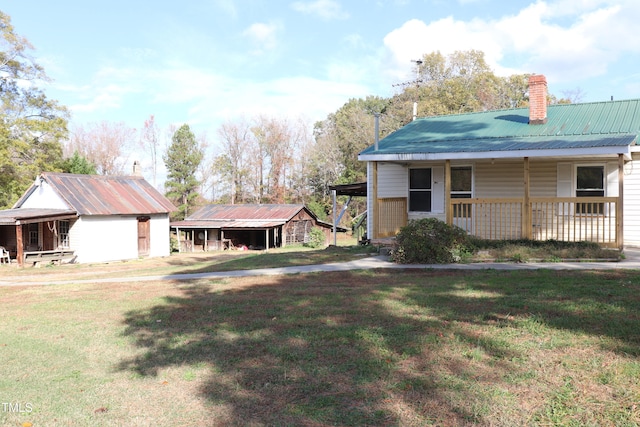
[409,168,432,212]
[576,165,604,214]
[58,220,70,248]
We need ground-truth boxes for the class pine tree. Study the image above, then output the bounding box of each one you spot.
[163,124,203,220]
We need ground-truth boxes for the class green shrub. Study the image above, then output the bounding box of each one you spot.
[391,218,476,264]
[304,227,326,248]
[170,236,180,253]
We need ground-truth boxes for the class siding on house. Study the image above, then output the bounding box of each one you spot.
[624,153,640,246]
[18,181,69,210]
[71,216,138,264]
[372,158,637,242]
[70,215,170,263]
[149,215,171,258]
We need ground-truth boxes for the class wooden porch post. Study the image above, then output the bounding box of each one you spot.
[618,153,624,249]
[176,227,181,253]
[445,160,452,225]
[16,223,24,267]
[523,157,531,239]
[372,162,379,239]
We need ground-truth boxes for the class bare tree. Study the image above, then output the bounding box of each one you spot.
[216,118,251,204]
[139,115,160,186]
[68,121,136,175]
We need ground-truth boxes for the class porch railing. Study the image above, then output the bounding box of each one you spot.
[377,197,620,247]
[376,197,407,238]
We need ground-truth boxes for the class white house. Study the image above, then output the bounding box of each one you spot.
[358,75,640,249]
[0,172,176,266]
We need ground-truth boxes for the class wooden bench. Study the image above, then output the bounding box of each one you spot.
[24,250,76,267]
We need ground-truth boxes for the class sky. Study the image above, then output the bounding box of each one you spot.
[3,0,640,175]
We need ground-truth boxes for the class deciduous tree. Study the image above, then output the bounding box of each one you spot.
[0,11,69,208]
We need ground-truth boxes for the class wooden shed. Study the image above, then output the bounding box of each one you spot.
[171,204,345,252]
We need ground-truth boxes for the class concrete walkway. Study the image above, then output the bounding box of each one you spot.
[2,248,640,287]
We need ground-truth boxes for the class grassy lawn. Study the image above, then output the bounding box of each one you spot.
[1,266,639,426]
[0,244,377,283]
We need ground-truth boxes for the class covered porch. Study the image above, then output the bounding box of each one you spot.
[0,208,78,267]
[371,156,625,249]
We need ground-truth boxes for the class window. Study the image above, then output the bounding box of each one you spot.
[576,165,604,214]
[28,223,38,246]
[409,168,431,212]
[58,220,70,248]
[451,166,472,218]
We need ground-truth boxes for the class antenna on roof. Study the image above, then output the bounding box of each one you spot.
[392,59,424,121]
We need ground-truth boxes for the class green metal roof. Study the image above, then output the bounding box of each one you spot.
[360,99,640,158]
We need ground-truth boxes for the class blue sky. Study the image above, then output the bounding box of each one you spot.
[4,0,640,155]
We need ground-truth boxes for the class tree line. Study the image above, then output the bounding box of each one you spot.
[0,10,570,225]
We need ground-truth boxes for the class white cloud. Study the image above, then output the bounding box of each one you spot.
[242,22,281,55]
[381,0,640,86]
[290,0,349,20]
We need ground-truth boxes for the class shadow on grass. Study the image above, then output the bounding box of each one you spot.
[116,269,640,426]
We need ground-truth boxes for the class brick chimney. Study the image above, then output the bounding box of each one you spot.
[528,74,548,125]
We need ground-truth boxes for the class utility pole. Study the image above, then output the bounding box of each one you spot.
[393,59,423,121]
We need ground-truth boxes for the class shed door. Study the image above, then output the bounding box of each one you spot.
[137,217,150,257]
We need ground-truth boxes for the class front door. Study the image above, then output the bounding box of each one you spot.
[137,217,150,257]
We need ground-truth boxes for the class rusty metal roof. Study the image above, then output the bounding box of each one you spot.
[15,173,177,215]
[187,204,310,221]
[171,204,342,231]
[0,208,77,225]
[171,219,287,229]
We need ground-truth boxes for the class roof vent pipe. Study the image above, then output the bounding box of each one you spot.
[374,113,380,151]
